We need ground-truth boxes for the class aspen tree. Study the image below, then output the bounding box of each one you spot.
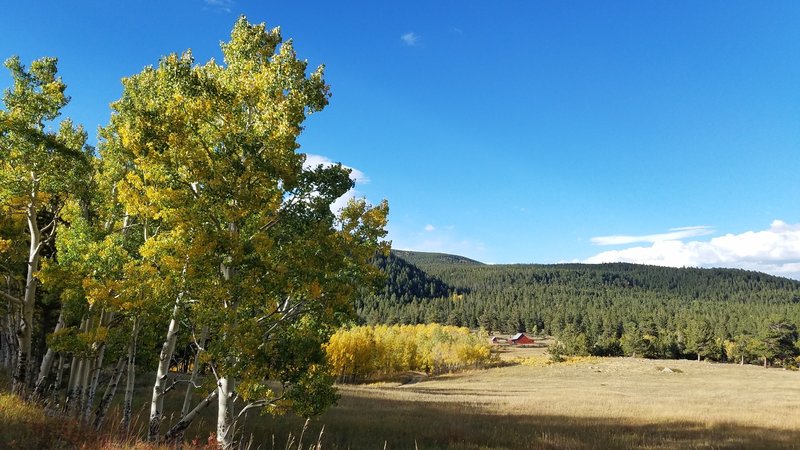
[101,17,388,448]
[0,56,90,394]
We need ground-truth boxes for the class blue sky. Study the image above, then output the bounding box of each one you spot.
[3,1,800,277]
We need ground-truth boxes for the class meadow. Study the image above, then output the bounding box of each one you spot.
[3,352,799,449]
[244,355,800,450]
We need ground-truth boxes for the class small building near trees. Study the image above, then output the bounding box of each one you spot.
[510,333,534,345]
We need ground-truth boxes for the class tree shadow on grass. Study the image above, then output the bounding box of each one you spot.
[241,394,800,450]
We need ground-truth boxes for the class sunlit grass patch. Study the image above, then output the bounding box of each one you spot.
[515,354,602,367]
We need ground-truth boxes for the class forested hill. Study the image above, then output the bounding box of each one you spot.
[382,251,800,303]
[371,251,453,303]
[391,250,484,269]
[357,251,800,360]
[426,261,800,303]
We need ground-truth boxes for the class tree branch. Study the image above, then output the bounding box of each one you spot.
[164,377,203,395]
[1,290,23,306]
[234,395,283,422]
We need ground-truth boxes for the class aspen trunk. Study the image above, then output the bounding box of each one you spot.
[84,311,112,422]
[13,287,35,395]
[75,315,96,418]
[78,355,92,418]
[65,317,90,414]
[217,377,234,450]
[47,354,64,410]
[93,355,126,430]
[165,389,218,443]
[216,233,238,450]
[121,317,139,433]
[32,310,65,398]
[14,204,42,395]
[54,354,64,389]
[148,296,182,441]
[67,356,86,417]
[5,305,20,372]
[84,342,105,422]
[181,326,208,417]
[64,353,79,414]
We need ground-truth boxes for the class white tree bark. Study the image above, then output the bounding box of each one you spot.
[74,315,97,418]
[217,377,234,450]
[165,389,218,443]
[67,357,86,417]
[84,311,112,422]
[64,353,79,413]
[216,229,238,450]
[148,295,183,441]
[14,204,42,395]
[32,309,65,398]
[122,317,139,433]
[55,354,64,391]
[93,355,126,430]
[78,354,92,418]
[182,326,208,417]
[65,317,89,416]
[83,342,105,422]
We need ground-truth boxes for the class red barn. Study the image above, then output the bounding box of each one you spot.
[510,333,534,345]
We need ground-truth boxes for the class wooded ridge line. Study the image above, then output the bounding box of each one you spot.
[360,250,799,365]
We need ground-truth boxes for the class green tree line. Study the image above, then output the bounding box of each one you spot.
[359,252,800,367]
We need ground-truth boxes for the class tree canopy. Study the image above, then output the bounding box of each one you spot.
[1,16,389,449]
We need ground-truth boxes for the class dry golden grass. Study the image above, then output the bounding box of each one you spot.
[4,357,799,449]
[245,357,800,449]
[0,369,218,450]
[356,357,799,429]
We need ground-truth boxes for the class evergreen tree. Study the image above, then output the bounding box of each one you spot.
[685,319,717,361]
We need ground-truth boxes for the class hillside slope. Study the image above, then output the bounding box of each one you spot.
[391,250,484,270]
[359,250,800,360]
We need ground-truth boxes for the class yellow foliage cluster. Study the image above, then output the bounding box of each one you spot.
[325,323,493,382]
[0,238,11,254]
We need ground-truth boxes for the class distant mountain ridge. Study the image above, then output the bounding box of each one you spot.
[391,250,800,292]
[391,250,484,269]
[356,250,800,354]
[372,251,453,303]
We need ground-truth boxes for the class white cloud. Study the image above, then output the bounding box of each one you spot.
[302,153,368,212]
[304,154,368,184]
[585,220,800,279]
[203,0,234,12]
[591,226,714,246]
[401,32,419,46]
[424,224,436,232]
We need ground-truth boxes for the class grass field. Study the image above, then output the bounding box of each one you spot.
[241,356,800,450]
[3,355,799,449]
